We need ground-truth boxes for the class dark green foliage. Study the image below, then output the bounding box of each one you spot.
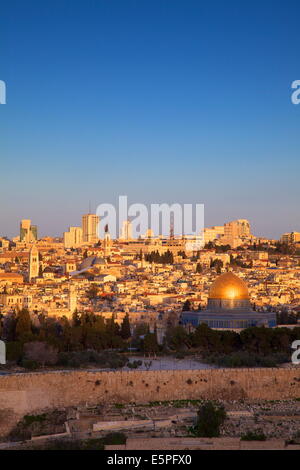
[81,438,105,450]
[191,401,227,437]
[142,332,159,354]
[145,250,174,264]
[86,284,99,300]
[120,313,131,340]
[16,308,33,342]
[23,414,47,426]
[205,351,289,368]
[163,323,300,367]
[9,410,67,442]
[24,341,58,366]
[196,263,202,273]
[165,326,190,351]
[241,430,266,441]
[210,259,224,273]
[57,350,128,369]
[21,359,38,370]
[127,360,142,369]
[175,351,185,359]
[27,432,126,450]
[6,341,23,361]
[182,299,191,311]
[102,432,127,445]
[191,323,222,353]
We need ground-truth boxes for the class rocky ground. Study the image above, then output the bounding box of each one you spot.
[2,398,300,449]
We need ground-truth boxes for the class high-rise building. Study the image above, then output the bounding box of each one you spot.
[219,219,252,248]
[82,214,100,244]
[28,244,39,281]
[203,226,224,244]
[20,219,37,242]
[63,226,83,248]
[280,232,300,244]
[120,220,132,240]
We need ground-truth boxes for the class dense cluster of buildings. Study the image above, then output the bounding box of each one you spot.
[0,216,299,341]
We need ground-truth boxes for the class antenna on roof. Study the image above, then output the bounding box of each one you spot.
[170,212,174,240]
[89,200,91,214]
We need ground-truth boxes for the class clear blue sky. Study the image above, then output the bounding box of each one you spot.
[1,0,299,239]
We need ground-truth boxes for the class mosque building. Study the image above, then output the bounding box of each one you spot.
[181,272,276,330]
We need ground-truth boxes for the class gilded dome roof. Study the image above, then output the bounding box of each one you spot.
[209,272,249,300]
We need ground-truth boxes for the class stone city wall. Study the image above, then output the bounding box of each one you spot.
[0,368,299,418]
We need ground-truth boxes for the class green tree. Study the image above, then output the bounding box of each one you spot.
[191,323,221,353]
[210,258,223,273]
[120,313,131,340]
[182,299,191,311]
[240,327,273,355]
[165,326,190,351]
[196,263,202,273]
[24,341,58,367]
[16,308,32,341]
[193,401,226,437]
[86,284,99,300]
[143,332,159,355]
[72,309,81,327]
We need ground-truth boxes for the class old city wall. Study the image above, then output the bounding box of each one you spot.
[0,368,299,419]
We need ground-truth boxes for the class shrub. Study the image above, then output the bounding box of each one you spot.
[42,439,84,450]
[68,357,82,368]
[175,351,185,359]
[23,414,46,426]
[191,401,226,437]
[21,359,38,370]
[205,351,289,368]
[6,341,23,362]
[241,430,266,441]
[127,360,142,369]
[24,341,58,367]
[82,438,105,450]
[102,432,127,445]
[29,432,126,450]
[57,350,128,369]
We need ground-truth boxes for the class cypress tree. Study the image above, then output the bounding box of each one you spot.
[120,313,131,340]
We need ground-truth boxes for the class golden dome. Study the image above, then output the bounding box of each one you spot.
[209,272,249,300]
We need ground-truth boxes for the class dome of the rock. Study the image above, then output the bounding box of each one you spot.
[180,271,276,330]
[209,272,249,300]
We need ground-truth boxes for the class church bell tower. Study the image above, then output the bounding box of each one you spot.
[29,244,39,281]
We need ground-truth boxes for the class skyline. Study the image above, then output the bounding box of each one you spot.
[2,211,298,242]
[1,0,300,239]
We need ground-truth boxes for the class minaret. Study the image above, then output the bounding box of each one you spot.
[29,244,39,281]
[68,283,77,314]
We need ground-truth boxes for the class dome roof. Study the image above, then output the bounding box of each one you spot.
[93,257,106,265]
[209,272,249,300]
[79,256,106,271]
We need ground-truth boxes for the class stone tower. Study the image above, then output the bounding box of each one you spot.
[68,283,77,315]
[103,224,111,257]
[29,244,39,281]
